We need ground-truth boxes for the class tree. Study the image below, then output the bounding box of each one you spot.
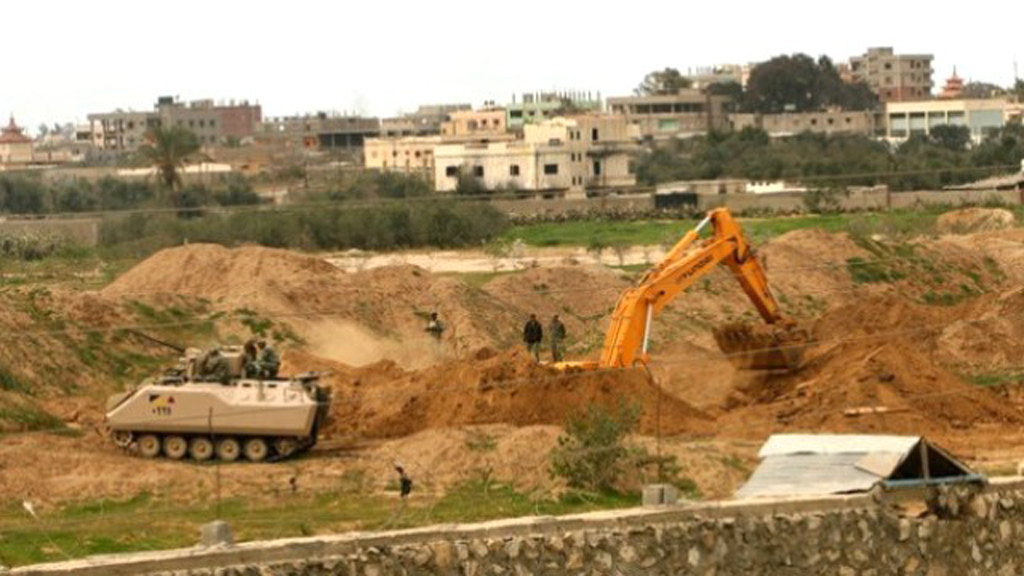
[635,68,692,96]
[961,82,1005,99]
[744,54,877,113]
[929,124,972,151]
[137,126,202,205]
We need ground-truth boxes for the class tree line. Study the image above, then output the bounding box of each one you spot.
[635,123,1024,191]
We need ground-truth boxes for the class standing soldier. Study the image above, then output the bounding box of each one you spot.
[256,340,281,379]
[425,311,444,358]
[523,314,543,362]
[549,314,567,362]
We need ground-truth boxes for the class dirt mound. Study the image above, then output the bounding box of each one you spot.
[718,296,1024,443]
[937,208,1016,234]
[323,348,711,440]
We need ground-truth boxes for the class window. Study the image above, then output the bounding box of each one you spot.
[591,128,599,141]
[472,166,484,177]
[510,110,523,119]
[189,120,194,127]
[445,166,458,177]
[199,120,206,128]
[510,164,520,176]
[544,164,558,175]
[209,120,216,128]
[846,117,852,124]
[593,160,602,176]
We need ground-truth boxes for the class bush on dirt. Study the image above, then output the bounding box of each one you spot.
[549,401,641,492]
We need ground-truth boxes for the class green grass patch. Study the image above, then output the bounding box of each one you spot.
[0,365,31,394]
[846,257,906,284]
[0,402,65,433]
[0,479,643,567]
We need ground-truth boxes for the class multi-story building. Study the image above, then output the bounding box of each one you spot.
[364,136,443,173]
[433,115,638,196]
[259,113,380,151]
[0,116,33,167]
[730,110,877,137]
[849,47,934,102]
[884,98,1008,141]
[607,89,733,139]
[439,107,508,137]
[88,97,262,151]
[505,91,602,131]
[380,104,471,137]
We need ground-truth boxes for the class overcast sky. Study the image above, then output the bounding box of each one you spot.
[2,0,1020,133]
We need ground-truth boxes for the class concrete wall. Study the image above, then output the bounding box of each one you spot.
[13,479,1024,575]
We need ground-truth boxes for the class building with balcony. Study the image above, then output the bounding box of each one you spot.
[433,115,638,196]
[884,98,1009,141]
[849,47,934,102]
[607,90,733,139]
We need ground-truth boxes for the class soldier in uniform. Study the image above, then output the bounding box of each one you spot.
[549,314,567,362]
[200,349,231,385]
[256,340,281,379]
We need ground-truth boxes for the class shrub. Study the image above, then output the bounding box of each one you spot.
[550,401,640,492]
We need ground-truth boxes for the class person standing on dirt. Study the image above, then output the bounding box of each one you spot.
[425,311,445,358]
[256,340,280,379]
[549,314,567,362]
[523,314,543,362]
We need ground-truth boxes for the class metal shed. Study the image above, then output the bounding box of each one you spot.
[735,434,982,500]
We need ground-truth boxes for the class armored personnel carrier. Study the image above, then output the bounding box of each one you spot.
[104,345,330,462]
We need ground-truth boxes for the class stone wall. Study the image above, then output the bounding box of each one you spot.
[12,478,1024,576]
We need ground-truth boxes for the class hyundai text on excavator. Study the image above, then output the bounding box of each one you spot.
[562,207,807,372]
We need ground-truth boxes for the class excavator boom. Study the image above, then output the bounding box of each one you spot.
[593,208,803,370]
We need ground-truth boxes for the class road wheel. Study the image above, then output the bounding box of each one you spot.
[111,430,133,449]
[243,438,269,462]
[137,434,161,458]
[274,438,299,459]
[163,436,188,460]
[216,438,241,462]
[190,437,215,461]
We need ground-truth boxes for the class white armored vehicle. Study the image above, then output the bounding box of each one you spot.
[104,345,330,462]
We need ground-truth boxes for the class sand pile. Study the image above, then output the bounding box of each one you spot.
[323,347,711,440]
[937,208,1016,234]
[719,296,1024,440]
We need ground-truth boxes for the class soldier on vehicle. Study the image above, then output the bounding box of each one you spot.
[523,314,543,362]
[243,339,259,377]
[200,348,231,385]
[549,314,567,362]
[256,340,281,379]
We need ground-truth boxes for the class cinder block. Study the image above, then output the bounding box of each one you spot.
[643,484,679,506]
[200,520,234,547]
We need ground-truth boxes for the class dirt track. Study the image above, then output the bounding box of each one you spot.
[5,209,1024,505]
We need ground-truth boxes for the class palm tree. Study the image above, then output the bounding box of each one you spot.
[137,126,201,207]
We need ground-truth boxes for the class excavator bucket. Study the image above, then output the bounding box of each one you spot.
[712,323,808,371]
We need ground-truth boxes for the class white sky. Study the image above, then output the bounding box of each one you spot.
[2,0,1020,133]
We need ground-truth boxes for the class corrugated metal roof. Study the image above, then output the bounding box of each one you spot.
[758,434,920,457]
[735,454,883,499]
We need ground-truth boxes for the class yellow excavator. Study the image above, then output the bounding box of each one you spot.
[563,207,807,371]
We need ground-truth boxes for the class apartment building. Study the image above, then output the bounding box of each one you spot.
[730,110,877,137]
[259,113,380,150]
[607,89,733,139]
[364,136,443,173]
[380,104,471,137]
[505,91,602,131]
[849,47,934,102]
[88,97,262,151]
[440,107,508,137]
[884,98,1009,141]
[433,115,637,196]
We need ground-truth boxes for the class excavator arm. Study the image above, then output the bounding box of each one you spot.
[595,208,795,369]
